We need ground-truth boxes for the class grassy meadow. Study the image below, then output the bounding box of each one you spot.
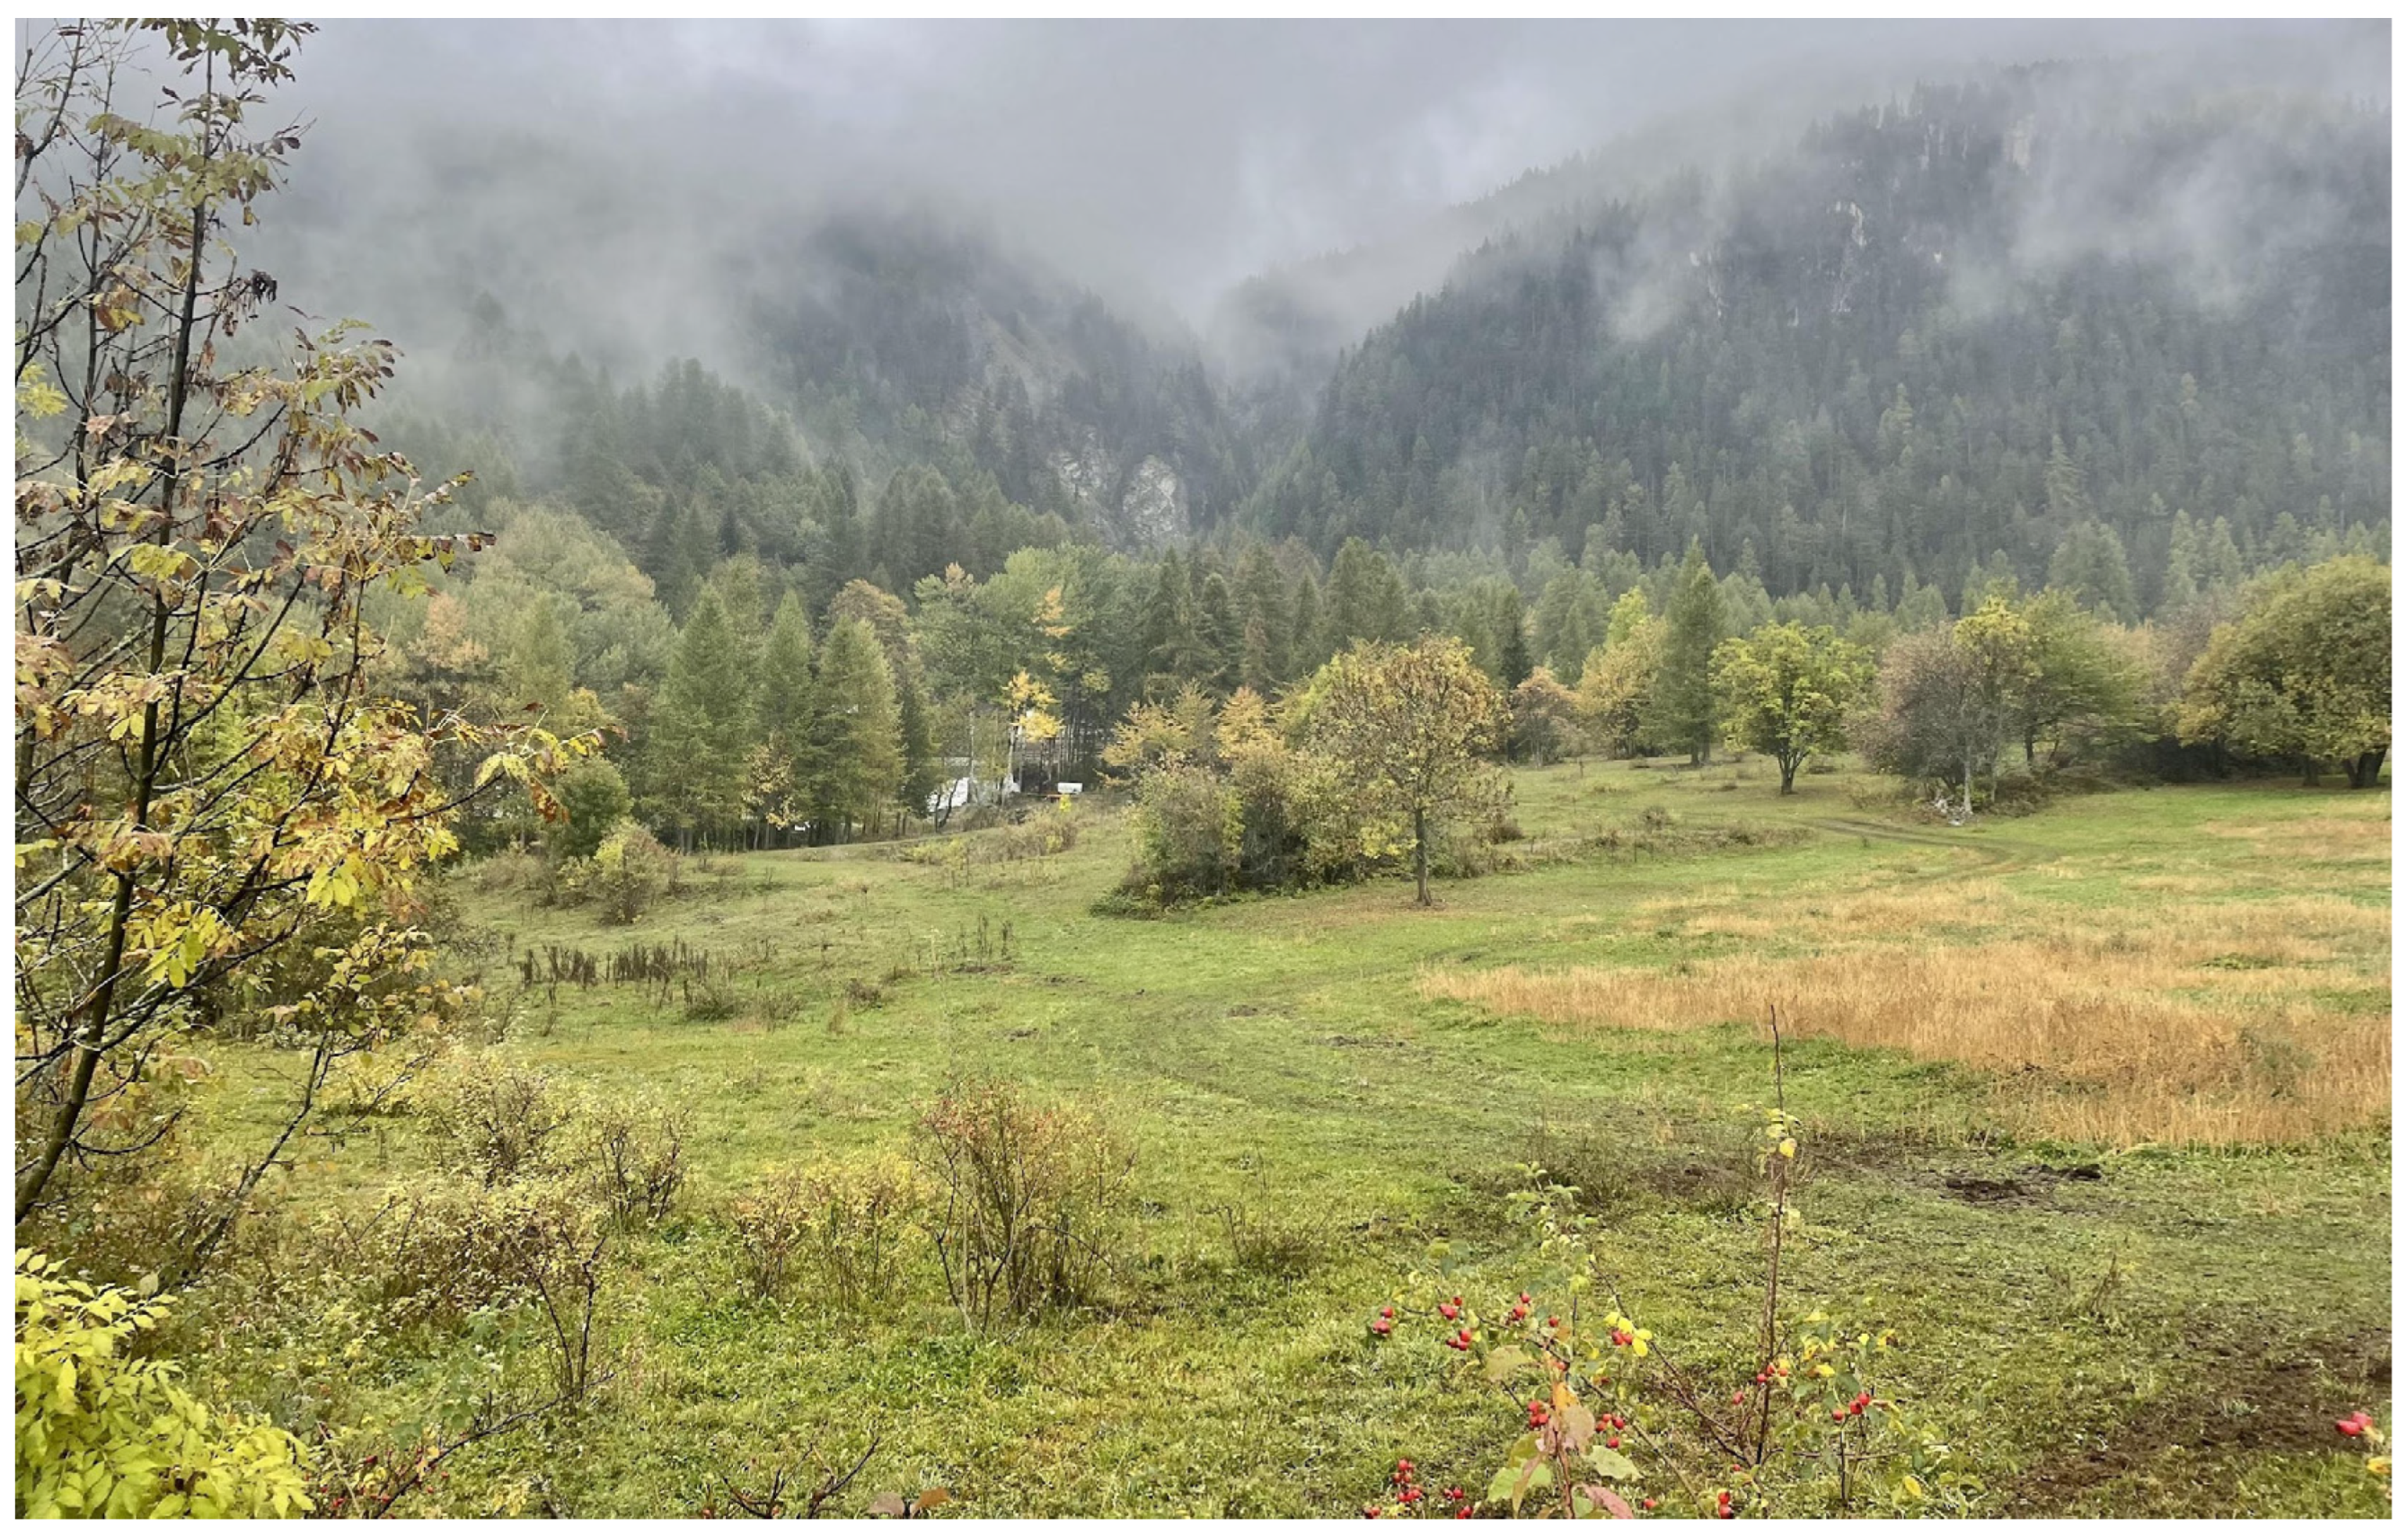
[180,757,2390,1516]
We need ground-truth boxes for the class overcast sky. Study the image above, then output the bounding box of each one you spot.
[276,18,2386,326]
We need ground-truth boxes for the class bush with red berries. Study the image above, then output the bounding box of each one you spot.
[1362,1037,1979,1518]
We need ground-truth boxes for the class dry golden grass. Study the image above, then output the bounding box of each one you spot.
[1425,807,2390,1146]
[2201,812,2392,861]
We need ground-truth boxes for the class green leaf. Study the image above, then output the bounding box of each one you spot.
[1586,1445,1639,1481]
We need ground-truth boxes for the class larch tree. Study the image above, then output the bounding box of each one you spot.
[811,617,904,838]
[645,587,753,848]
[749,591,818,842]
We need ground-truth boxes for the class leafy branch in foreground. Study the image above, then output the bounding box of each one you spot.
[13,18,592,1248]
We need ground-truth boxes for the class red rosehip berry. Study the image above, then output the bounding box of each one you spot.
[1548,1316,1560,1328]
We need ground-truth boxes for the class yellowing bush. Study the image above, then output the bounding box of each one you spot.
[731,1152,925,1308]
[14,1251,313,1518]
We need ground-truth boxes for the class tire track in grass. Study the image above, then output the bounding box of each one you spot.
[1803,816,2058,883]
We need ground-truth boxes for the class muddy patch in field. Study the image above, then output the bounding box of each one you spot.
[2015,1325,2391,1513]
[1937,1162,2105,1207]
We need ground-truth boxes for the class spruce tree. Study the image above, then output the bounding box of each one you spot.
[1196,571,1239,693]
[1646,541,1728,764]
[2047,522,2139,622]
[1141,551,1193,684]
[1289,572,1327,675]
[1234,546,1292,683]
[895,659,940,825]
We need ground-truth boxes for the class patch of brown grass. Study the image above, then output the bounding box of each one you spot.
[1423,904,2389,1145]
[2201,811,2391,862]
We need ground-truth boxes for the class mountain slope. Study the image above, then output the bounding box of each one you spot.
[1239,69,2389,608]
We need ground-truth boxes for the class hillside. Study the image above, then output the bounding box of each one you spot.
[1241,72,2390,609]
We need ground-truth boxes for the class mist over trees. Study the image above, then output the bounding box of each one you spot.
[13,20,2392,1522]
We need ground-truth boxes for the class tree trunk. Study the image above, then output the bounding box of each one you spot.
[1778,754,1799,794]
[2302,759,2322,788]
[1413,807,1430,906]
[2349,747,2386,789]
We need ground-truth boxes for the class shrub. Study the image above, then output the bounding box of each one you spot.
[343,1176,607,1396]
[730,1154,925,1309]
[587,819,680,924]
[14,1252,314,1517]
[729,1171,811,1301]
[1131,764,1239,903]
[914,1078,1135,1325]
[576,1099,690,1227]
[547,760,633,861]
[483,1178,611,1398]
[472,847,546,895]
[1227,741,1310,891]
[1363,1033,1973,1519]
[422,1056,574,1187]
[327,1027,450,1119]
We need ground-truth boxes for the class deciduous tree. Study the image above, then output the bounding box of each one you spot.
[1711,624,1871,792]
[2178,555,2390,787]
[13,20,585,1237]
[1300,637,1506,905]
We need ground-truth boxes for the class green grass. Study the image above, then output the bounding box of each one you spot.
[175,759,2390,1516]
